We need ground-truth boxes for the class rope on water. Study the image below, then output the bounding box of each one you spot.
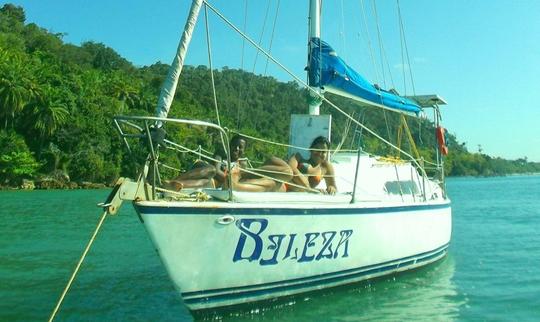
[48,210,109,322]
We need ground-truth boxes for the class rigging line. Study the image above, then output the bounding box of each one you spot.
[396,0,416,95]
[252,0,272,73]
[417,116,423,145]
[333,111,353,157]
[228,129,356,153]
[316,0,324,108]
[349,109,363,150]
[359,0,381,88]
[371,0,395,149]
[240,0,248,70]
[165,140,223,165]
[371,0,386,88]
[264,0,280,75]
[158,162,183,173]
[401,114,421,161]
[237,0,249,130]
[382,109,393,147]
[340,0,347,57]
[202,1,424,173]
[357,109,367,148]
[397,0,406,95]
[204,5,227,155]
[164,145,213,160]
[371,0,396,90]
[203,6,220,127]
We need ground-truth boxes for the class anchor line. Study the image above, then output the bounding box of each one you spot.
[48,210,109,322]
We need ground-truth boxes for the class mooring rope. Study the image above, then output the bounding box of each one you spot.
[48,210,109,322]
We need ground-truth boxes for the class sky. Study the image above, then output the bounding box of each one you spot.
[3,0,540,161]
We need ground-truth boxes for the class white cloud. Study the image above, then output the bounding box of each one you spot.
[393,63,410,72]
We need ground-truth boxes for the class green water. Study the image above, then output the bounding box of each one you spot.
[1,175,539,321]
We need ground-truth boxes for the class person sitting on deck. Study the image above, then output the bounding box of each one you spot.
[166,135,292,192]
[287,136,337,195]
[219,136,292,192]
[164,135,245,191]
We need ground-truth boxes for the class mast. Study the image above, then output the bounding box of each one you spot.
[155,0,204,123]
[307,0,322,115]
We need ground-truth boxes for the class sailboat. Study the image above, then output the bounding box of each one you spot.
[107,0,451,311]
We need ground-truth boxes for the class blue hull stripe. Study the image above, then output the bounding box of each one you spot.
[135,202,450,216]
[182,244,449,306]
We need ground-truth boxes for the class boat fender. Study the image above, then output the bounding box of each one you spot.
[435,126,449,155]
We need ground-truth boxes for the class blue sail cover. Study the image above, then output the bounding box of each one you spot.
[308,38,421,114]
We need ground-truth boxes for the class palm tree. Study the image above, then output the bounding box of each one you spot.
[28,95,69,138]
[24,86,70,157]
[0,53,29,129]
[108,74,139,113]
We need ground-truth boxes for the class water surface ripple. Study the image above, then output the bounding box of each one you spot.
[1,175,539,321]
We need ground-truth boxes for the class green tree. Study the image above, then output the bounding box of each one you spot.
[24,86,69,154]
[0,130,40,185]
[0,51,29,129]
[0,4,25,34]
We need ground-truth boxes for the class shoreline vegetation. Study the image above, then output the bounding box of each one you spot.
[2,4,540,191]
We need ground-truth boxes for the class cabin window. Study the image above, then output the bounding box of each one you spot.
[384,181,419,195]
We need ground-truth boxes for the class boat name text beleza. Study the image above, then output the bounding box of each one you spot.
[233,218,353,266]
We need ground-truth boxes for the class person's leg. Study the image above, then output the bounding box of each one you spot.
[239,177,277,192]
[242,156,293,183]
[164,161,217,191]
[175,161,216,180]
[223,166,276,192]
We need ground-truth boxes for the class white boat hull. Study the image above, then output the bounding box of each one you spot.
[134,196,451,310]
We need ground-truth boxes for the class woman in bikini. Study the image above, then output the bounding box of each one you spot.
[287,136,337,194]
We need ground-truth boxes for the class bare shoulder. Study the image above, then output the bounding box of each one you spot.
[322,159,335,172]
[288,152,301,163]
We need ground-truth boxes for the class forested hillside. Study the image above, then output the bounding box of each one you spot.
[1,4,539,188]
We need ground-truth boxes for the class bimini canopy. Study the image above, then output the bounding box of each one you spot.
[308,38,421,115]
